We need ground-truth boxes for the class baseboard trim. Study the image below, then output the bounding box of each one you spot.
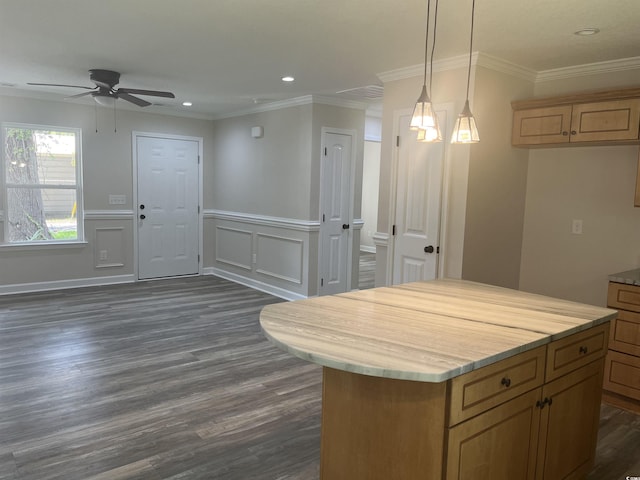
[203,267,308,301]
[0,274,136,296]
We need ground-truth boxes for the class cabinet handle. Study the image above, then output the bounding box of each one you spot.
[500,377,511,388]
[579,345,588,355]
[536,397,552,409]
[562,131,569,136]
[571,130,577,135]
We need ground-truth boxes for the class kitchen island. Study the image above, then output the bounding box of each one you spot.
[260,279,617,480]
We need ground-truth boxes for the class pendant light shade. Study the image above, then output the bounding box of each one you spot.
[451,99,479,143]
[451,0,480,144]
[410,86,437,131]
[411,0,442,141]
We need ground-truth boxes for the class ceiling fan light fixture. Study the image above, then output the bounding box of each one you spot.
[93,93,116,107]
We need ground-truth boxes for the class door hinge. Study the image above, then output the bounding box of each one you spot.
[396,136,400,147]
[321,278,324,287]
[324,147,327,156]
[198,254,200,262]
[198,205,200,214]
[198,155,200,164]
[322,213,325,223]
[392,225,396,236]
[436,246,440,254]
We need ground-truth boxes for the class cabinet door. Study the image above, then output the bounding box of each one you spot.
[446,388,541,480]
[536,360,604,480]
[570,98,640,143]
[512,106,572,146]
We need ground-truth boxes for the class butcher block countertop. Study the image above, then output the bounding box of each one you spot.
[260,279,617,383]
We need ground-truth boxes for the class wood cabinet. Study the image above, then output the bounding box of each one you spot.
[320,323,609,480]
[512,88,640,147]
[603,282,640,412]
[446,323,608,480]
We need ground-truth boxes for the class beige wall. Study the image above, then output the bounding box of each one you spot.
[210,105,313,219]
[519,68,640,306]
[461,66,533,288]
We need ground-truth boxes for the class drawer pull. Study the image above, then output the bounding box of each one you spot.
[579,346,588,355]
[500,377,511,388]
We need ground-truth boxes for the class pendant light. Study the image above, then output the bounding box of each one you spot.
[451,0,480,144]
[410,0,441,142]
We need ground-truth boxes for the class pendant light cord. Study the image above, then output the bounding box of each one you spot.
[422,0,431,87]
[429,0,439,98]
[465,0,476,100]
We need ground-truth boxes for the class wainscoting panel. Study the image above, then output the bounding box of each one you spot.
[95,227,125,268]
[215,226,253,271]
[205,210,320,299]
[256,233,303,284]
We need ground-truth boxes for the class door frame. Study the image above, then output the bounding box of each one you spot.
[132,131,204,281]
[317,126,358,295]
[387,104,454,285]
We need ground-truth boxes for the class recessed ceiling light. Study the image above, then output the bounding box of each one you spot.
[182,101,193,106]
[282,76,295,82]
[574,28,600,36]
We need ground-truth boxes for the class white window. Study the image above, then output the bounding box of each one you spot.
[2,123,83,244]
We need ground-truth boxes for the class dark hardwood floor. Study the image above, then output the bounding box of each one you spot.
[0,275,638,479]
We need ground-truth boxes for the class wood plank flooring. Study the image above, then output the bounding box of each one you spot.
[0,275,638,479]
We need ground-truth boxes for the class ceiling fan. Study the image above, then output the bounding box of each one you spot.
[27,69,175,107]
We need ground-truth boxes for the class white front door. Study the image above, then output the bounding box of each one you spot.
[136,135,200,280]
[319,131,353,295]
[392,111,446,284]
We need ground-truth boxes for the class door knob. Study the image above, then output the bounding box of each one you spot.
[342,224,350,230]
[140,214,146,220]
[424,245,434,253]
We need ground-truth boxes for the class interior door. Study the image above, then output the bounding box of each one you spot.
[319,131,353,295]
[392,111,446,284]
[136,135,199,280]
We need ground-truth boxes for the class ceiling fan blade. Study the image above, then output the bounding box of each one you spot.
[65,91,95,99]
[117,92,152,107]
[117,88,175,98]
[27,83,94,89]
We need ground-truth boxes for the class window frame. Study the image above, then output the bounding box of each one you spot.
[1,122,84,246]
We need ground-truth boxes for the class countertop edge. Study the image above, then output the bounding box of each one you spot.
[260,312,616,383]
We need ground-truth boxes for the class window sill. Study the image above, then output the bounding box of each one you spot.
[0,241,88,252]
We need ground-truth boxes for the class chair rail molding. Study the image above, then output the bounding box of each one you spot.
[203,209,320,232]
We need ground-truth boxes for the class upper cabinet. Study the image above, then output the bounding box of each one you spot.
[512,88,640,147]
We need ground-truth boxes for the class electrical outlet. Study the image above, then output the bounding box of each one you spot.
[99,250,108,261]
[571,219,583,235]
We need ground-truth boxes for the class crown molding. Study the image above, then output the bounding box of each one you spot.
[377,52,537,84]
[536,56,640,83]
[212,94,367,120]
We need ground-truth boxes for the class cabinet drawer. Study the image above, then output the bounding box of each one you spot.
[546,323,609,382]
[603,350,640,401]
[609,310,640,356]
[449,346,545,426]
[608,282,640,313]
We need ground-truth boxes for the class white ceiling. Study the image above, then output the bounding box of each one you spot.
[0,0,638,119]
